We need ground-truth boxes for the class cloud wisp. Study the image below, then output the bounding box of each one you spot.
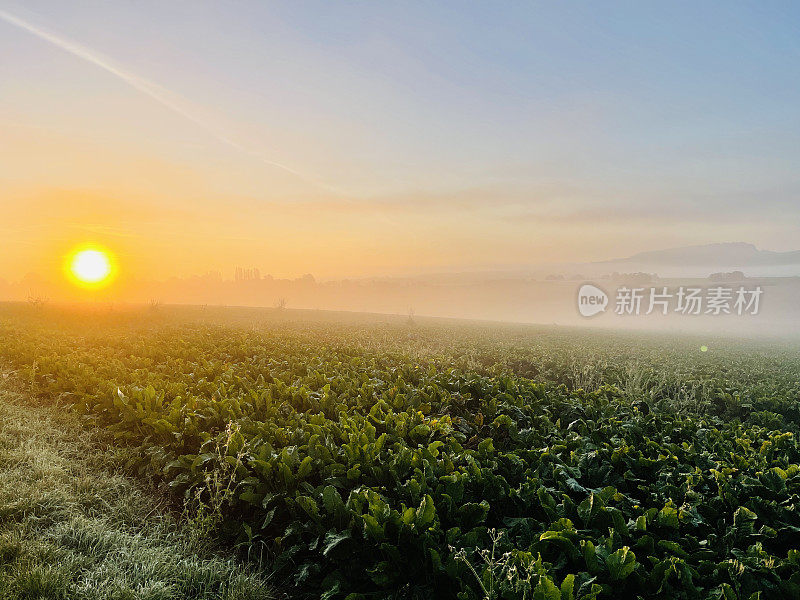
[0,8,318,183]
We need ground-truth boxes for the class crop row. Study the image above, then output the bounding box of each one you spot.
[1,307,799,599]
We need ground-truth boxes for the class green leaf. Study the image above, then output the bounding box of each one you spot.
[238,489,262,505]
[533,575,561,600]
[719,583,737,600]
[427,440,444,456]
[296,495,320,521]
[658,503,680,529]
[322,531,353,559]
[416,494,436,528]
[322,485,344,516]
[456,500,490,528]
[606,546,637,581]
[319,572,343,600]
[578,493,597,526]
[429,547,442,571]
[297,455,314,478]
[636,514,647,531]
[540,530,579,560]
[607,507,629,539]
[657,540,688,558]
[733,506,757,526]
[363,514,385,540]
[582,539,599,572]
[560,573,575,600]
[411,424,431,438]
[261,508,275,529]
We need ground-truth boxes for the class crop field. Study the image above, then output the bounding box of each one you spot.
[1,303,799,599]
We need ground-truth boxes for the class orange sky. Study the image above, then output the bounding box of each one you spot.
[2,3,800,289]
[0,122,769,286]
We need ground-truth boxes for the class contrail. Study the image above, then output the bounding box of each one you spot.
[0,8,311,181]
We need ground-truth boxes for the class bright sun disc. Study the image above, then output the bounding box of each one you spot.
[69,249,113,285]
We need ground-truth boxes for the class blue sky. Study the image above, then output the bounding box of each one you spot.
[1,1,799,279]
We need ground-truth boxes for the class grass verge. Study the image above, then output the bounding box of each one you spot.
[0,372,273,600]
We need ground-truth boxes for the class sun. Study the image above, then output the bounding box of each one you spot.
[67,248,115,288]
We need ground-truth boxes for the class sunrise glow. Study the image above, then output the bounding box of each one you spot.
[67,248,114,288]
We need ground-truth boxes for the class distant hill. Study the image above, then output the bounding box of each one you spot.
[600,242,800,266]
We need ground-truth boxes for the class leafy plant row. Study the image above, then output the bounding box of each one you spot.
[1,307,799,599]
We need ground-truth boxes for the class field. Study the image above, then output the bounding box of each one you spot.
[1,303,799,599]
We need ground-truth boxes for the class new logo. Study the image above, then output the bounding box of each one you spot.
[577,283,608,317]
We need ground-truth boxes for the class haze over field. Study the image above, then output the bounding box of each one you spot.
[4,5,800,598]
[2,1,800,331]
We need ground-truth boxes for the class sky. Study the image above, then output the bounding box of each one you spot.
[2,1,800,284]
